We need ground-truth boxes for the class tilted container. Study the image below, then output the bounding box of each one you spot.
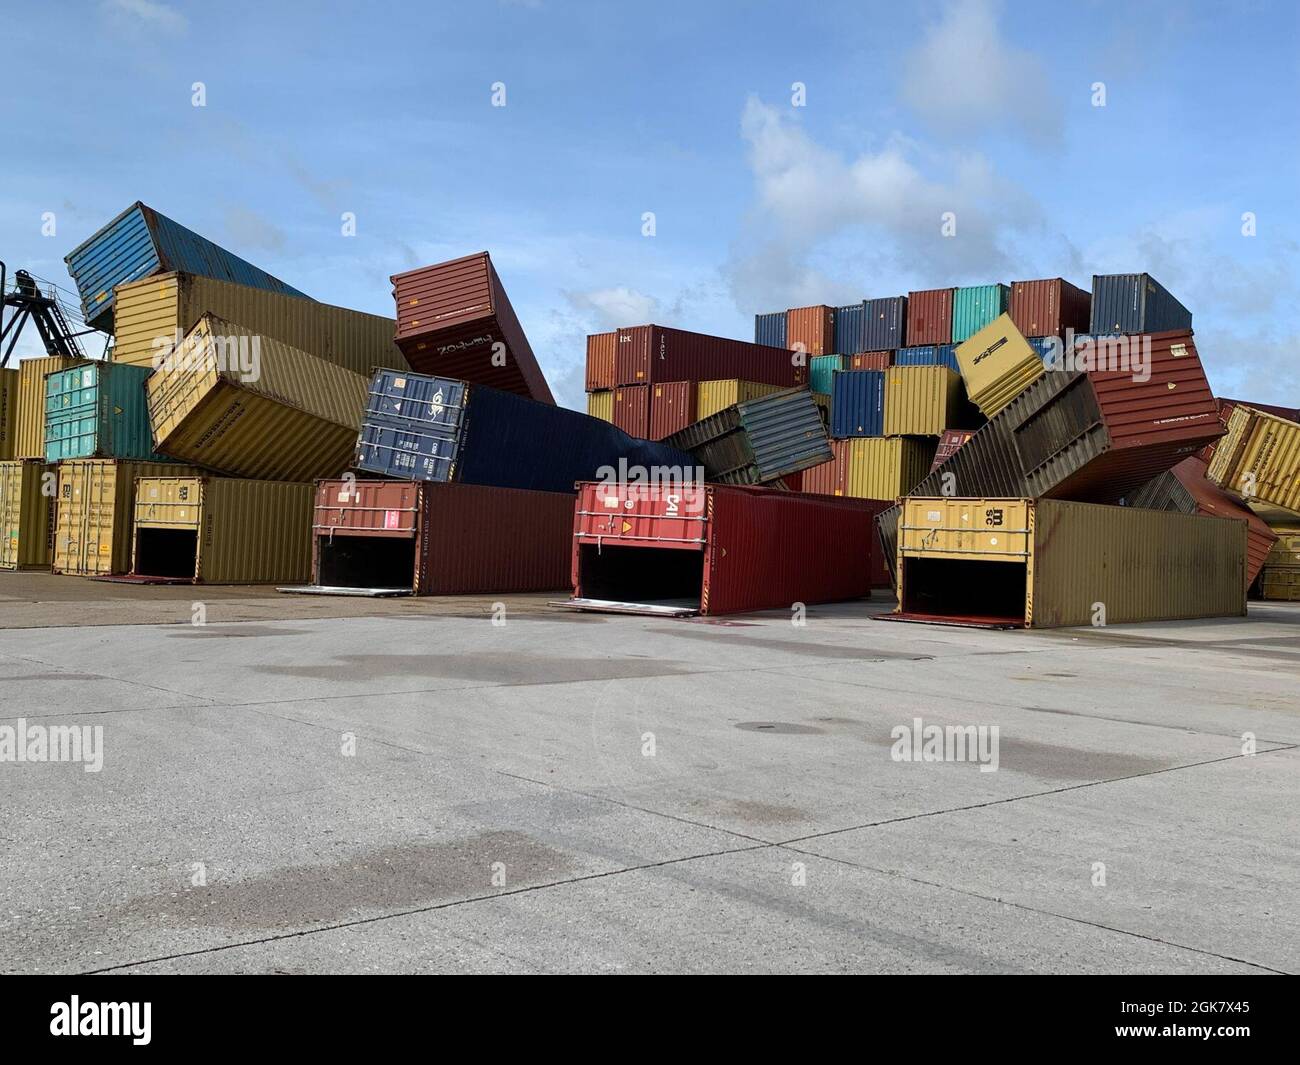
[953,313,1045,418]
[952,283,1010,343]
[44,362,166,462]
[615,325,804,389]
[696,379,784,420]
[883,366,963,437]
[930,429,976,472]
[1206,405,1300,513]
[1090,273,1191,335]
[830,370,885,438]
[0,460,55,569]
[905,289,954,346]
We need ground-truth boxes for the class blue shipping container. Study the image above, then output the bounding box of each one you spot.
[1089,273,1192,335]
[830,370,886,438]
[833,303,866,354]
[895,345,959,374]
[754,312,787,349]
[809,355,845,395]
[862,296,908,351]
[354,370,696,491]
[64,201,311,333]
[1027,336,1062,365]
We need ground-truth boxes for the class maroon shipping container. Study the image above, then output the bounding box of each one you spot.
[391,251,555,404]
[614,324,805,389]
[612,384,650,438]
[849,351,893,370]
[906,289,954,346]
[1009,278,1091,338]
[930,429,976,472]
[650,380,697,440]
[565,480,886,616]
[786,305,835,357]
[585,331,617,391]
[309,480,571,594]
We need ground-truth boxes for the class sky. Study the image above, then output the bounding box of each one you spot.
[4,0,1298,409]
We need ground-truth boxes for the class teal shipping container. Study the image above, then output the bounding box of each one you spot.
[44,362,167,462]
[810,354,845,395]
[952,284,1010,342]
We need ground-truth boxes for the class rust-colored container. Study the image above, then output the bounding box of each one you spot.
[1009,278,1091,338]
[650,381,697,440]
[391,252,554,404]
[614,325,803,389]
[309,479,572,595]
[612,384,650,438]
[930,429,976,472]
[585,331,617,391]
[785,305,835,357]
[849,351,893,370]
[906,289,954,346]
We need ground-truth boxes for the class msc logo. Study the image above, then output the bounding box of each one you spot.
[984,508,1004,526]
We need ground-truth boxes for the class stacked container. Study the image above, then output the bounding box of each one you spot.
[785,306,834,357]
[0,368,18,460]
[952,284,1010,342]
[830,371,886,438]
[906,289,953,346]
[882,366,963,436]
[896,345,959,374]
[44,363,167,462]
[14,356,82,459]
[0,460,55,569]
[861,297,908,351]
[1090,273,1192,335]
[833,304,866,355]
[1009,278,1091,339]
[754,312,787,349]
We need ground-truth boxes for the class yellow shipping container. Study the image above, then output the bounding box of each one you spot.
[14,356,83,459]
[842,438,935,499]
[147,314,369,482]
[112,272,405,377]
[1260,567,1300,601]
[883,366,963,436]
[587,390,614,423]
[893,497,1245,628]
[1207,405,1300,513]
[0,368,18,459]
[1264,533,1300,567]
[54,459,201,575]
[133,476,313,584]
[696,380,784,421]
[953,313,1044,418]
[0,460,56,569]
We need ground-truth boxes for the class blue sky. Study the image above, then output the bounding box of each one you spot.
[5,0,1298,408]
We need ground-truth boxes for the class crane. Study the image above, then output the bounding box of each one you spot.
[0,260,102,368]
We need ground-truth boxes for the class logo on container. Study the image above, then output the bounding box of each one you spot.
[152,329,262,382]
[1040,331,1151,383]
[890,717,999,772]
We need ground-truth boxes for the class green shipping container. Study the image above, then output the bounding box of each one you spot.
[45,363,167,462]
[809,355,845,396]
[952,284,1010,343]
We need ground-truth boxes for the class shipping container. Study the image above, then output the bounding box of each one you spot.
[0,368,17,460]
[665,388,830,485]
[848,351,893,371]
[1027,336,1061,364]
[1207,405,1300,513]
[952,284,1010,342]
[112,272,403,378]
[862,296,908,351]
[1125,457,1277,589]
[830,370,885,438]
[1009,278,1091,339]
[953,313,1045,418]
[355,370,695,491]
[650,381,697,440]
[696,379,784,420]
[889,497,1245,628]
[0,460,55,569]
[391,251,554,404]
[585,331,617,392]
[1090,273,1191,335]
[1263,531,1300,567]
[14,356,83,459]
[754,311,788,349]
[612,384,650,438]
[44,362,165,462]
[147,314,368,481]
[304,479,572,595]
[896,344,959,373]
[586,390,614,423]
[1260,568,1300,602]
[64,201,309,333]
[616,325,803,389]
[785,305,835,357]
[1200,397,1300,465]
[802,438,934,500]
[930,428,976,472]
[566,481,887,616]
[809,355,845,395]
[883,366,963,437]
[131,476,313,584]
[905,289,953,346]
[53,459,200,575]
[833,303,866,355]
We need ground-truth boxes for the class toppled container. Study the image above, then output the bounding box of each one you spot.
[355,370,695,492]
[799,437,934,499]
[612,384,650,438]
[830,370,885,438]
[131,476,313,584]
[615,325,804,388]
[585,332,617,391]
[953,313,1044,418]
[14,357,83,459]
[650,381,697,440]
[44,362,166,462]
[1206,405,1300,513]
[64,200,309,333]
[785,306,834,357]
[299,479,572,596]
[696,379,784,420]
[0,368,17,459]
[886,497,1245,628]
[1090,273,1191,335]
[564,481,886,616]
[1009,278,1091,338]
[896,344,958,373]
[0,460,55,569]
[952,284,1009,342]
[112,272,402,377]
[862,296,908,351]
[906,289,954,346]
[391,252,554,404]
[754,311,788,349]
[833,303,865,355]
[664,387,830,485]
[883,366,963,437]
[1199,398,1299,464]
[147,314,369,481]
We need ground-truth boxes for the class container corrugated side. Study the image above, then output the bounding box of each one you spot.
[785,306,834,357]
[830,371,885,438]
[585,332,617,391]
[650,381,696,440]
[952,284,1009,343]
[754,312,788,349]
[906,289,953,346]
[586,390,613,423]
[112,272,404,378]
[1090,273,1191,335]
[1009,278,1091,338]
[0,368,18,460]
[883,366,962,437]
[1207,405,1300,512]
[848,351,893,371]
[953,313,1044,417]
[147,314,368,481]
[696,379,783,420]
[133,476,313,583]
[896,345,959,373]
[862,296,908,351]
[835,438,934,498]
[15,357,82,460]
[613,384,650,438]
[616,326,804,389]
[44,362,163,461]
[0,460,55,569]
[833,303,865,355]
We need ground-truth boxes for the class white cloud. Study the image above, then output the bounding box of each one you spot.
[564,286,661,329]
[102,0,187,31]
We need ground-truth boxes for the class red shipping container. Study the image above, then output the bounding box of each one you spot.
[612,384,650,438]
[391,252,554,404]
[801,440,847,495]
[849,351,893,370]
[930,429,976,472]
[1166,458,1278,588]
[1009,277,1091,338]
[311,480,572,594]
[614,324,804,389]
[649,380,697,440]
[567,481,887,616]
[906,289,953,346]
[786,305,835,357]
[585,331,617,391]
